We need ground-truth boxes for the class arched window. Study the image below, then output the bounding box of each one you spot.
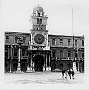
[68,39,70,46]
[60,39,63,45]
[68,51,71,57]
[6,36,9,43]
[82,40,84,46]
[60,51,63,59]
[52,38,56,45]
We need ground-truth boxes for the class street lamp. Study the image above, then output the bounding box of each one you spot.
[16,36,23,72]
[10,45,13,73]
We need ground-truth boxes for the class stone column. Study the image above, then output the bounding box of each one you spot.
[48,54,51,71]
[46,54,49,71]
[44,55,46,71]
[17,47,21,72]
[78,61,79,72]
[27,54,30,72]
[73,61,77,72]
[10,45,12,73]
[30,54,33,71]
[43,55,45,72]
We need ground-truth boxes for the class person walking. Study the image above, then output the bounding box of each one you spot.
[71,69,75,79]
[62,69,65,79]
[65,70,68,79]
[68,69,71,79]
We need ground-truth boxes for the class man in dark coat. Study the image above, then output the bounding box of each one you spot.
[68,69,71,79]
[62,69,65,79]
[71,69,75,79]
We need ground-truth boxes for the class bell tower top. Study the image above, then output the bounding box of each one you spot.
[31,5,48,31]
[33,5,44,17]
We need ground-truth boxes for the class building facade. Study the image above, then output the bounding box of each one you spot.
[5,5,84,73]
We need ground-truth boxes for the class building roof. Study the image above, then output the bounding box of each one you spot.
[33,5,43,13]
[5,31,84,39]
[48,34,84,39]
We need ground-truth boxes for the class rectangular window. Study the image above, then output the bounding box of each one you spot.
[40,19,42,24]
[60,51,63,59]
[6,36,9,43]
[68,51,71,57]
[52,38,56,45]
[14,49,18,56]
[52,51,55,57]
[37,18,39,24]
[82,51,84,58]
[82,40,84,46]
[15,36,18,43]
[23,36,25,43]
[75,50,77,58]
[38,13,40,16]
[68,39,70,46]
[37,19,42,24]
[60,39,63,45]
[75,40,77,46]
[5,48,8,58]
[22,49,25,56]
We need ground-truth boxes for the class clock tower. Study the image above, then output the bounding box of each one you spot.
[30,5,49,50]
[27,5,51,72]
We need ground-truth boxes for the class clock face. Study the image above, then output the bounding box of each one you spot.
[34,34,45,44]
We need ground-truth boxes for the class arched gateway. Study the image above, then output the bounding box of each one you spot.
[33,55,44,71]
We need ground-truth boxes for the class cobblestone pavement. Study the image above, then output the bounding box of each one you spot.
[4,72,84,84]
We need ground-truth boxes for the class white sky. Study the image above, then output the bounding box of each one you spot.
[0,0,89,89]
[1,0,89,36]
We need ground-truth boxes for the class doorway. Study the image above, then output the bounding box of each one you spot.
[34,55,44,72]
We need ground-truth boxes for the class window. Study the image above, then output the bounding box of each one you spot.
[60,51,63,59]
[75,40,77,46]
[82,40,84,46]
[15,36,18,43]
[22,49,25,56]
[14,49,18,56]
[37,19,39,24]
[38,13,40,16]
[68,51,71,57]
[37,19,42,24]
[52,51,55,57]
[40,19,42,24]
[60,39,63,45]
[5,48,8,58]
[23,36,25,43]
[52,38,56,45]
[68,39,70,46]
[75,50,78,58]
[82,51,84,58]
[6,36,9,43]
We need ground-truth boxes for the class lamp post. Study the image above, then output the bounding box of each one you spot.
[72,35,77,72]
[10,45,12,73]
[16,36,23,72]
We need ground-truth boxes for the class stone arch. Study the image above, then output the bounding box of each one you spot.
[51,63,56,71]
[21,62,27,72]
[59,63,63,70]
[68,63,72,69]
[33,55,44,71]
[12,62,18,72]
[5,61,10,73]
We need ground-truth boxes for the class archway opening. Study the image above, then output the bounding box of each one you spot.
[34,55,44,72]
[5,62,10,73]
[12,62,18,72]
[59,63,63,70]
[68,63,72,69]
[21,62,27,72]
[51,63,56,71]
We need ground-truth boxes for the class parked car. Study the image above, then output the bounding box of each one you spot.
[53,68,62,72]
